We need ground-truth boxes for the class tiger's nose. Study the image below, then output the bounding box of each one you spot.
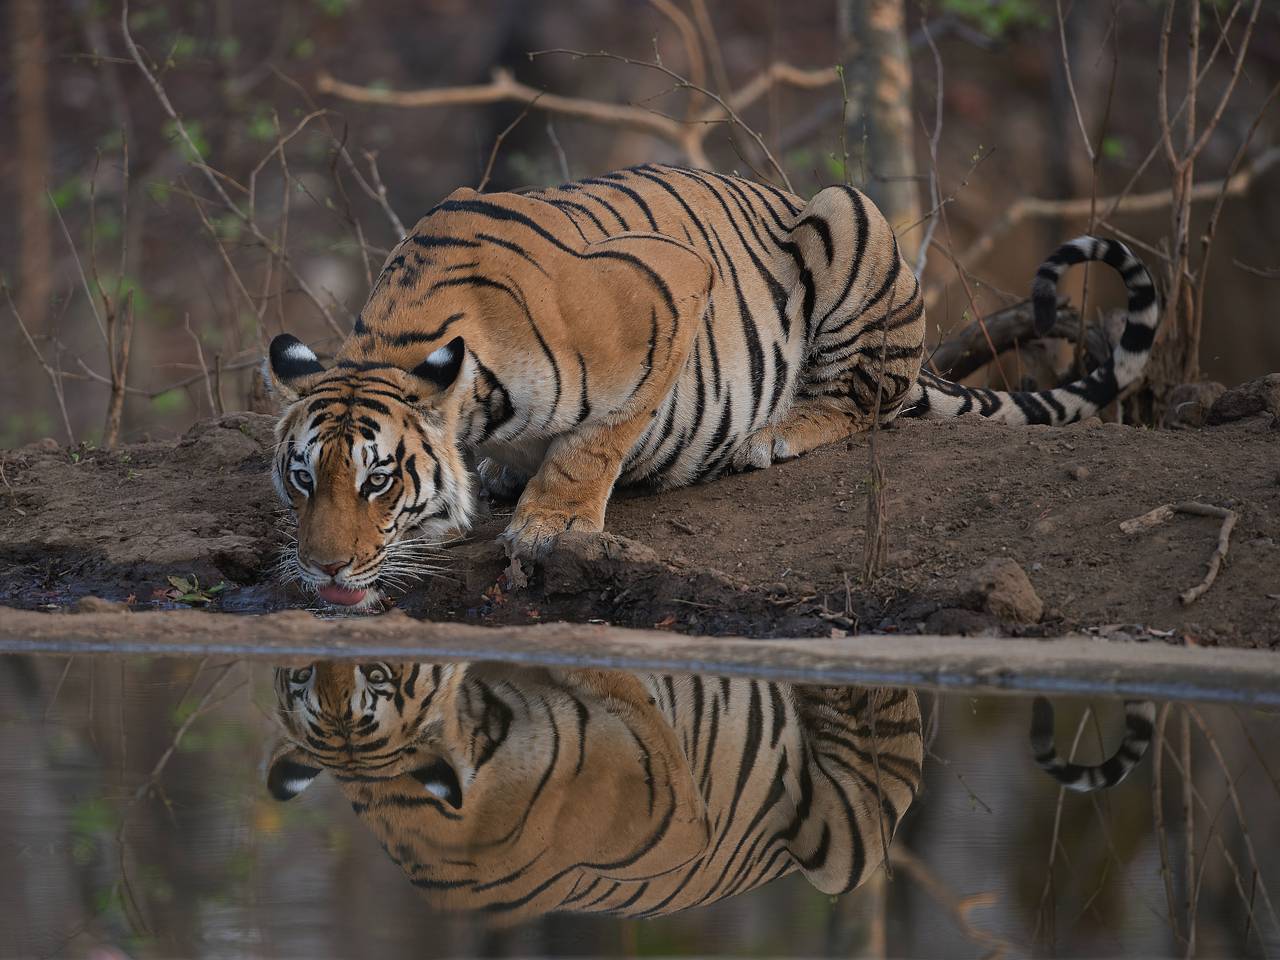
[319,562,348,577]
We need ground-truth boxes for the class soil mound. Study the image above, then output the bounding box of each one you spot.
[1,410,1276,647]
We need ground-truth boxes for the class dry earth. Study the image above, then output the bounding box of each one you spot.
[1,407,1277,647]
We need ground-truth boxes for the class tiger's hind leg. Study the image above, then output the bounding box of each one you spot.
[734,330,923,471]
[731,400,874,470]
[733,184,926,471]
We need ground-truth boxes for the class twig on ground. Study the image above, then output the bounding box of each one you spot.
[1119,502,1238,604]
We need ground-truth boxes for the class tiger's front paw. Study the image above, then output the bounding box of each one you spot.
[499,507,604,561]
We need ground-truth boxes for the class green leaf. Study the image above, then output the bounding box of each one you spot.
[1101,136,1126,161]
[151,390,189,414]
[162,118,210,164]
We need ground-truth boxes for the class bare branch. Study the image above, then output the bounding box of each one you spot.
[317,65,683,143]
[478,93,544,192]
[319,58,838,188]
[121,2,346,336]
[914,22,944,279]
[931,146,1280,301]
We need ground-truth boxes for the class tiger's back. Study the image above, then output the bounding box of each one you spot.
[344,164,922,492]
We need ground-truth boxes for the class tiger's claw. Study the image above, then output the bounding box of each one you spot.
[499,508,602,562]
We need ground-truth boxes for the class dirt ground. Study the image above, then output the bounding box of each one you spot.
[1,409,1277,648]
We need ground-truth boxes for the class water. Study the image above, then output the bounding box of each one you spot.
[2,654,1277,959]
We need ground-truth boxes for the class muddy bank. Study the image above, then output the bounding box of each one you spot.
[1,410,1277,647]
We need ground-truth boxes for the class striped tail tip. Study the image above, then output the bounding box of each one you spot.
[1029,697,1157,793]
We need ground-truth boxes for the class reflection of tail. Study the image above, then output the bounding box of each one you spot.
[1030,697,1156,792]
[902,236,1160,424]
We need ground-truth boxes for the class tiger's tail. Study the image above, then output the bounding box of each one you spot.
[902,236,1160,424]
[1030,697,1156,792]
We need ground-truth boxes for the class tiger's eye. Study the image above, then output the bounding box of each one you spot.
[363,664,390,684]
[290,667,313,684]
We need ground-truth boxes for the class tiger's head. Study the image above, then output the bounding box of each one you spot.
[264,335,474,610]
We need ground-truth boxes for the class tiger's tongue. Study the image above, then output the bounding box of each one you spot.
[318,583,368,606]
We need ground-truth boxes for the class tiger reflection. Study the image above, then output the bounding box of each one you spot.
[267,662,922,919]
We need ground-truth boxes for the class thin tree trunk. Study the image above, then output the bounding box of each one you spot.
[841,0,921,261]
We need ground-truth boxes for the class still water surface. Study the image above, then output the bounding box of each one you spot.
[2,654,1277,958]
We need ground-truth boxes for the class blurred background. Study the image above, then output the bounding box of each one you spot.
[2,0,1278,448]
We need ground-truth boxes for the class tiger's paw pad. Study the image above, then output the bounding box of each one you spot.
[499,510,602,562]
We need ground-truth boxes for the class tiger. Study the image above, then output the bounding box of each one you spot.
[264,163,1160,607]
[266,661,923,919]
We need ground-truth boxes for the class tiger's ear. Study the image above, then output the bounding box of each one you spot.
[409,336,466,395]
[264,334,327,405]
[266,742,323,801]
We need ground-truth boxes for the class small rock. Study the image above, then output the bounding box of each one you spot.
[1032,517,1057,536]
[984,491,1002,509]
[959,557,1043,624]
[38,437,60,452]
[1163,381,1226,428]
[1207,373,1280,425]
[71,596,129,614]
[1065,463,1090,481]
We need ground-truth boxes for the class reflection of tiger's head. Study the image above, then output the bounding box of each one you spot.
[266,662,710,917]
[269,662,460,797]
[264,337,474,611]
